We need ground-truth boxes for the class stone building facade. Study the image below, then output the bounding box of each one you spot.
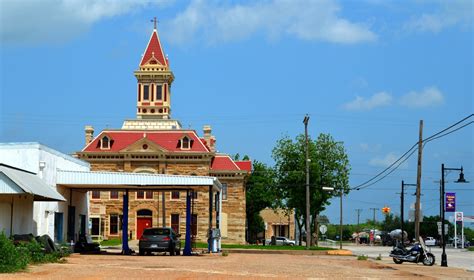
[260,208,295,241]
[76,25,250,244]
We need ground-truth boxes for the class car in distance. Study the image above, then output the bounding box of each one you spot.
[273,236,296,246]
[424,237,437,246]
[138,227,181,256]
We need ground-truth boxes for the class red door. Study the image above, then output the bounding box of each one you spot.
[137,217,152,239]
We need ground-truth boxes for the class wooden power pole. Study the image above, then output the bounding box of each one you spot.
[415,120,423,240]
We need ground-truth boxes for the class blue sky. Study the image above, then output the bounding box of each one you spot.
[1,0,473,226]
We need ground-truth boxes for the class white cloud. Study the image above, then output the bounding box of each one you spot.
[0,0,170,45]
[343,92,392,111]
[163,0,377,46]
[359,143,382,153]
[369,152,408,168]
[404,0,473,33]
[400,87,444,108]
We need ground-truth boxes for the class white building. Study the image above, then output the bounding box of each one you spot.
[0,142,89,242]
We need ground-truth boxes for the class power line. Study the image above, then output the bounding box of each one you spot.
[351,114,473,191]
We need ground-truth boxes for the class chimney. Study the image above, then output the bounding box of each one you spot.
[203,125,215,152]
[85,125,94,146]
[210,136,216,152]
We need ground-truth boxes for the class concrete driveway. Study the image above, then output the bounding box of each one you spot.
[343,244,474,271]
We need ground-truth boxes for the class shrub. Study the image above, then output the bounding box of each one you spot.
[357,255,368,261]
[16,240,68,264]
[376,254,382,260]
[222,251,229,257]
[0,232,28,273]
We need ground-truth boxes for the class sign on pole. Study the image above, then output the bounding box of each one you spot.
[446,192,456,212]
[319,225,327,235]
[438,224,448,235]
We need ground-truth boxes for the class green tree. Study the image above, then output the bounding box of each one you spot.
[272,133,350,245]
[381,213,401,232]
[245,161,277,243]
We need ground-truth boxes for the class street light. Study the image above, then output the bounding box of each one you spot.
[303,115,310,249]
[400,181,417,245]
[322,186,344,250]
[440,164,468,267]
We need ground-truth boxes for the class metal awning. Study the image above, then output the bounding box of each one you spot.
[57,170,222,192]
[0,165,66,201]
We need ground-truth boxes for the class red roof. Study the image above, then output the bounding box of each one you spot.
[235,161,252,172]
[83,130,209,153]
[140,29,167,66]
[210,155,241,171]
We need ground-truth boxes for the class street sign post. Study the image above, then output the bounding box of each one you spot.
[454,212,464,249]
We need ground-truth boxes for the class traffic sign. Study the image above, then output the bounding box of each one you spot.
[319,225,327,234]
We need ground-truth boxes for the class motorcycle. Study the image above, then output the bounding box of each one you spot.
[389,236,435,266]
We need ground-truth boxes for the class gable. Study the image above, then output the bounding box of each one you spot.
[82,130,210,153]
[120,137,167,153]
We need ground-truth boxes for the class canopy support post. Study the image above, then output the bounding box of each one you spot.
[183,189,192,256]
[121,189,131,255]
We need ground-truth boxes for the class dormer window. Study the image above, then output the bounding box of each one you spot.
[100,136,111,150]
[179,136,192,150]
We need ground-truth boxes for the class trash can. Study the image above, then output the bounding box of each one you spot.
[210,228,221,253]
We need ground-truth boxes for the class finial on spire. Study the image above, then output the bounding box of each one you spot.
[151,17,158,30]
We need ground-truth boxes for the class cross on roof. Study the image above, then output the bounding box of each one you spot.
[151,17,158,29]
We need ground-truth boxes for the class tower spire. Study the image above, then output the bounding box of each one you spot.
[134,22,174,120]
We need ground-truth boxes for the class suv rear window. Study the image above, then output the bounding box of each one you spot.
[143,228,170,235]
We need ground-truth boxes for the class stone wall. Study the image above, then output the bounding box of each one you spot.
[84,160,246,244]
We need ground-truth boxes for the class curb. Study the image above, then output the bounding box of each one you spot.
[221,248,352,256]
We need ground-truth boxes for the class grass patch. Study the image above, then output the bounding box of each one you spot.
[222,251,229,256]
[357,255,368,260]
[468,247,474,252]
[376,254,382,260]
[180,241,333,251]
[222,244,333,250]
[100,239,122,246]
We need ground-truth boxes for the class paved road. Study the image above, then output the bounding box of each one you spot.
[4,252,473,279]
[343,244,474,271]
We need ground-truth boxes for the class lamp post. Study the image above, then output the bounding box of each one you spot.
[401,181,417,245]
[322,185,343,249]
[440,164,468,267]
[303,115,310,249]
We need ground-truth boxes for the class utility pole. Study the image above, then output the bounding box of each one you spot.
[401,181,405,242]
[355,209,362,231]
[400,181,416,244]
[355,209,362,245]
[415,120,423,240]
[303,115,310,250]
[369,208,379,245]
[339,190,343,249]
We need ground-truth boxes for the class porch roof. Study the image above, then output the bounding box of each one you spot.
[0,164,66,201]
[56,170,222,192]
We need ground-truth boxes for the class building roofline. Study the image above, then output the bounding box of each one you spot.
[0,142,90,168]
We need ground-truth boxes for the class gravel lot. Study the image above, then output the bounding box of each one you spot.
[1,252,472,279]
